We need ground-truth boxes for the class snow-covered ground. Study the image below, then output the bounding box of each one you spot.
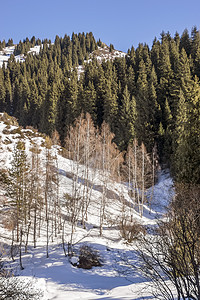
[91,46,126,62]
[0,114,174,299]
[77,45,127,78]
[0,45,41,67]
[0,43,126,72]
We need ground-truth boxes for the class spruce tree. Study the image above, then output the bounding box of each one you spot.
[0,68,6,111]
[8,140,29,242]
[82,81,97,121]
[174,78,200,183]
[180,29,191,56]
[116,85,136,150]
[103,78,118,132]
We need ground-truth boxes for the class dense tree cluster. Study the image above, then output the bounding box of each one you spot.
[0,28,200,183]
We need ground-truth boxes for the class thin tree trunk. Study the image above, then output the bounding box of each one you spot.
[25,221,31,253]
[19,228,24,270]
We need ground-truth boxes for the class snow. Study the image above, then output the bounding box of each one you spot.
[28,45,41,55]
[0,115,174,299]
[76,45,127,79]
[0,43,126,70]
[0,45,41,67]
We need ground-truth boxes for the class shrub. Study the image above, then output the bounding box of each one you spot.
[10,128,22,135]
[0,277,43,299]
[120,219,146,243]
[2,128,10,135]
[1,113,18,126]
[3,138,12,145]
[74,245,102,269]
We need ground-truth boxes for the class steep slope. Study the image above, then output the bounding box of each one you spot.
[0,113,173,299]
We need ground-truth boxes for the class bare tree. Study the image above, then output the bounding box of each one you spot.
[64,113,97,252]
[0,276,42,300]
[29,143,43,248]
[64,115,83,254]
[125,140,154,217]
[138,184,200,300]
[96,121,123,236]
[44,137,55,258]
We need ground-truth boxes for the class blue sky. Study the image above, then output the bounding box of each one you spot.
[0,0,200,52]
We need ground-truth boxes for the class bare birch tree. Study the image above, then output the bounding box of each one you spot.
[125,140,154,217]
[96,121,123,236]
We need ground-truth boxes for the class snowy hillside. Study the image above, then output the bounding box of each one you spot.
[0,45,41,67]
[0,113,174,299]
[0,43,126,71]
[90,45,126,61]
[77,45,127,78]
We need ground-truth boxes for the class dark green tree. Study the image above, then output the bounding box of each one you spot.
[174,78,200,183]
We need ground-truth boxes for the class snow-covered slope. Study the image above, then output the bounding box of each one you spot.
[0,43,127,72]
[91,45,126,62]
[0,45,42,67]
[77,45,127,78]
[0,113,173,299]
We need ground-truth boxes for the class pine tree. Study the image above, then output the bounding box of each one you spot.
[8,140,29,242]
[151,38,160,74]
[174,78,200,183]
[29,79,40,128]
[0,68,6,111]
[103,78,118,131]
[81,81,97,120]
[3,69,12,114]
[191,26,200,59]
[43,82,58,136]
[135,60,151,149]
[116,85,136,150]
[180,29,191,56]
[95,63,106,127]
[169,39,180,73]
[127,65,136,96]
[19,77,31,126]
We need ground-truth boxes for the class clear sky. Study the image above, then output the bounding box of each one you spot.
[0,0,200,52]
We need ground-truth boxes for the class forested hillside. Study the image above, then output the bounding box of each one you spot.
[0,28,200,183]
[0,28,200,299]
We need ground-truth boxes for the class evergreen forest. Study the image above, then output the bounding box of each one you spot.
[0,28,200,184]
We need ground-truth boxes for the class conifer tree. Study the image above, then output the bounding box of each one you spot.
[116,85,136,150]
[174,78,200,183]
[95,63,106,126]
[19,77,31,126]
[0,69,6,111]
[169,39,180,73]
[127,65,136,96]
[135,60,150,148]
[42,82,58,136]
[81,81,97,120]
[191,26,200,59]
[8,140,29,243]
[151,38,160,73]
[3,69,12,115]
[103,78,118,132]
[180,29,191,56]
